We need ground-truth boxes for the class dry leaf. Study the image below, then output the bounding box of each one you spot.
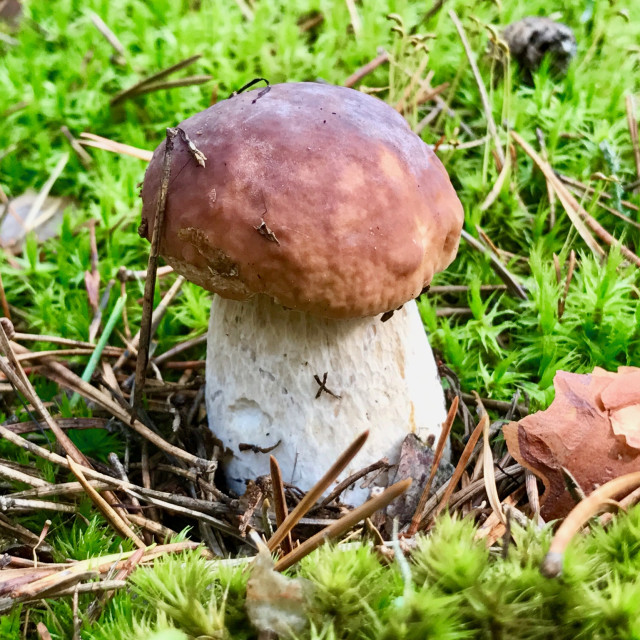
[245,543,311,635]
[503,367,640,520]
[386,433,453,530]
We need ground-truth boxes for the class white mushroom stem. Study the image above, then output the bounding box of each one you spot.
[205,295,447,504]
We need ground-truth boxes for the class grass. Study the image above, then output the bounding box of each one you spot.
[1,0,640,637]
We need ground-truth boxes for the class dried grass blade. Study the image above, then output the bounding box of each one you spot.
[480,153,511,211]
[79,133,153,161]
[482,413,506,525]
[449,10,504,166]
[23,153,69,230]
[267,430,369,552]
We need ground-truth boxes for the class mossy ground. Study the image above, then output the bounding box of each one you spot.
[1,0,640,637]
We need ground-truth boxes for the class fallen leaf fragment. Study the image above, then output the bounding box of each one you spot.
[245,541,311,636]
[503,367,640,520]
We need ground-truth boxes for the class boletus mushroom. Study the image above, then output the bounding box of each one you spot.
[141,82,463,503]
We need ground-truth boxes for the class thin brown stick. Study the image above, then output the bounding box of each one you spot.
[558,173,639,212]
[12,333,124,353]
[566,185,640,229]
[152,334,207,366]
[274,479,411,572]
[598,485,640,527]
[459,392,528,416]
[408,396,458,535]
[15,348,100,362]
[132,127,177,412]
[267,431,369,552]
[3,417,109,435]
[110,54,202,105]
[270,456,292,555]
[343,50,389,88]
[0,497,76,513]
[0,462,50,488]
[461,230,528,299]
[118,264,173,282]
[118,275,185,372]
[449,464,523,512]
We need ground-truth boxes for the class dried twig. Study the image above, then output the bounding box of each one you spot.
[60,126,93,167]
[110,54,205,105]
[117,275,185,372]
[316,458,390,509]
[343,50,389,88]
[8,343,213,470]
[0,324,89,467]
[132,127,178,411]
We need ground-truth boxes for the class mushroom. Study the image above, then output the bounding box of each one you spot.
[140,82,463,503]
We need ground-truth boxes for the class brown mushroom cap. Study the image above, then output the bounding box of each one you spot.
[141,82,463,319]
